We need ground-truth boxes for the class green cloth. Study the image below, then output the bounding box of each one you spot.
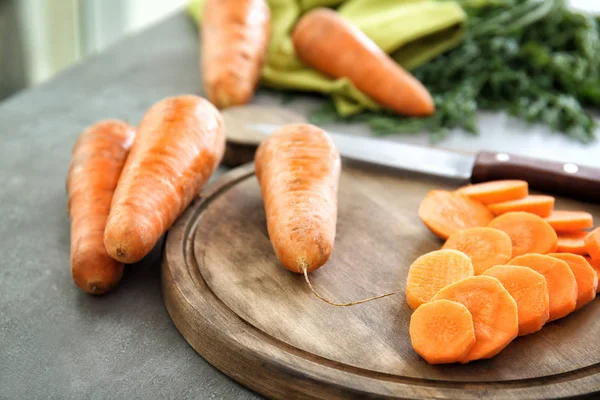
[188,0,465,116]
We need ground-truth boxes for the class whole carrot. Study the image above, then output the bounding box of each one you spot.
[255,123,341,274]
[292,8,434,117]
[67,120,135,294]
[202,0,270,108]
[104,95,225,264]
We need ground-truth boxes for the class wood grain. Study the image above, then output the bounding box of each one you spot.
[163,163,600,399]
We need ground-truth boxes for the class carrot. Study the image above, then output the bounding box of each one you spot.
[482,265,549,336]
[201,0,270,108]
[509,254,577,321]
[409,300,476,364]
[584,257,600,292]
[546,210,593,232]
[442,227,512,275]
[488,212,558,257]
[549,253,597,310]
[104,95,225,264]
[557,231,590,255]
[67,120,135,294]
[585,228,600,260]
[456,180,528,205]
[431,276,518,362]
[291,8,434,117]
[405,250,474,310]
[418,190,494,240]
[487,195,555,218]
[255,123,341,274]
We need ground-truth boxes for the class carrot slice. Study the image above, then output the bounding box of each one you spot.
[487,195,555,218]
[549,253,597,310]
[456,180,528,205]
[483,265,549,336]
[509,254,577,321]
[585,228,600,260]
[557,231,590,255]
[488,212,558,257]
[546,210,593,232]
[584,256,600,293]
[442,227,512,275]
[405,250,474,310]
[418,190,494,240]
[431,276,518,362]
[409,299,476,364]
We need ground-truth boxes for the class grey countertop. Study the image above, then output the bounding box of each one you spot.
[1,12,599,400]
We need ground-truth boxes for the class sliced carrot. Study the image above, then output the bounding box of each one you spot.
[418,190,494,240]
[546,210,593,232]
[585,228,600,260]
[488,212,558,257]
[431,276,518,362]
[409,299,476,364]
[456,180,528,205]
[405,250,474,310]
[509,254,577,321]
[483,265,549,336]
[557,231,590,255]
[549,253,597,310]
[584,257,600,293]
[442,227,512,275]
[487,195,555,218]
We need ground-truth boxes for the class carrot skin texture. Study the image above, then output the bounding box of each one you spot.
[292,8,434,117]
[67,120,135,294]
[202,0,270,108]
[104,95,225,264]
[255,123,341,273]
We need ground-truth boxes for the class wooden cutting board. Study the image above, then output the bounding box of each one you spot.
[162,162,600,400]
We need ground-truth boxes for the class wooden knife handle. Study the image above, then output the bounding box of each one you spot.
[472,151,600,203]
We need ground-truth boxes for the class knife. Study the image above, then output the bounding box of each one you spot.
[249,123,600,203]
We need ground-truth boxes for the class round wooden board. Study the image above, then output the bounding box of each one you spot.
[162,163,600,399]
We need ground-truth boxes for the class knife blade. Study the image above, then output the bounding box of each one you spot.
[248,123,600,203]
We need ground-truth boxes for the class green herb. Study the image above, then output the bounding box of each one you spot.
[309,0,599,143]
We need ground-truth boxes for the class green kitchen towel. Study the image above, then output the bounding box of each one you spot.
[188,0,465,116]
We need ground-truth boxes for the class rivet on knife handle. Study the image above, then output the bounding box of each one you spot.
[471,151,600,203]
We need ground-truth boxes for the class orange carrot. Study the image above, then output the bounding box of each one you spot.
[442,227,512,275]
[201,0,270,108]
[292,8,434,116]
[584,256,600,292]
[585,228,600,260]
[104,95,226,263]
[67,120,135,294]
[488,212,558,256]
[509,254,577,321]
[557,231,590,255]
[549,253,597,310]
[456,180,528,205]
[487,195,555,218]
[409,300,476,364]
[405,250,474,310]
[418,190,494,240]
[255,123,341,274]
[483,265,549,336]
[546,210,593,232]
[431,276,518,362]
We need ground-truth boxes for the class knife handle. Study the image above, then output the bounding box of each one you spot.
[472,151,600,203]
